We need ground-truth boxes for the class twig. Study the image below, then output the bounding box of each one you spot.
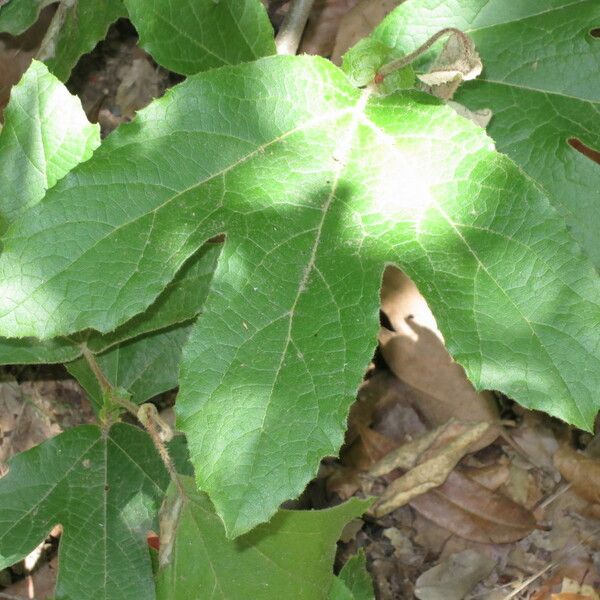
[502,562,554,600]
[377,27,470,78]
[141,407,186,499]
[275,0,315,55]
[80,345,112,396]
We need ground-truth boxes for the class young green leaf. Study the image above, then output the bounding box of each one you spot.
[40,0,126,81]
[0,1,125,82]
[124,0,275,75]
[0,424,169,600]
[338,552,375,600]
[329,551,374,600]
[350,0,600,266]
[155,477,370,600]
[0,60,99,232]
[2,56,600,540]
[0,0,56,35]
[68,322,194,409]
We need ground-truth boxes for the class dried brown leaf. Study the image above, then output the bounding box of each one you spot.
[554,445,600,505]
[299,0,360,57]
[410,470,537,544]
[371,422,492,516]
[330,0,403,64]
[379,268,499,438]
[418,31,482,100]
[414,549,495,600]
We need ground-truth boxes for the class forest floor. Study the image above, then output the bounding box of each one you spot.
[0,2,599,599]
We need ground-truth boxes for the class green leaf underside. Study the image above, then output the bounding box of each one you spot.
[42,0,126,81]
[0,424,169,600]
[124,0,275,75]
[68,321,194,410]
[155,477,370,600]
[353,0,600,266]
[1,55,600,536]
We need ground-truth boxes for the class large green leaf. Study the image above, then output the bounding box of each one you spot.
[348,0,600,266]
[124,0,275,75]
[155,477,370,600]
[0,59,97,365]
[1,56,600,538]
[0,62,219,386]
[85,242,221,354]
[0,60,99,232]
[0,424,169,600]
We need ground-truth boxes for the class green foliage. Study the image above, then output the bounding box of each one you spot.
[0,60,99,231]
[0,0,125,82]
[41,0,125,81]
[351,0,600,266]
[0,0,57,34]
[155,478,370,600]
[0,424,168,600]
[0,1,599,598]
[342,38,415,93]
[0,53,598,546]
[330,551,375,600]
[124,0,275,75]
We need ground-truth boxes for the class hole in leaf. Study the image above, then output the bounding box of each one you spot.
[590,28,600,38]
[568,137,600,166]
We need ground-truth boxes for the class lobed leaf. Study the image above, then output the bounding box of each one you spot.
[124,0,275,75]
[329,551,375,600]
[1,56,600,540]
[0,424,169,600]
[155,477,370,600]
[349,0,600,266]
[0,60,99,232]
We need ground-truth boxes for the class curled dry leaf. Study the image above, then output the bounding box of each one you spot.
[417,31,482,100]
[379,267,499,446]
[370,421,492,517]
[414,549,495,600]
[410,470,536,544]
[553,444,600,505]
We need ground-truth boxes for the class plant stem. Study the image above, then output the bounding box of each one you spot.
[377,27,470,78]
[81,344,185,497]
[81,345,112,395]
[275,0,315,55]
[144,412,186,499]
[81,344,138,417]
